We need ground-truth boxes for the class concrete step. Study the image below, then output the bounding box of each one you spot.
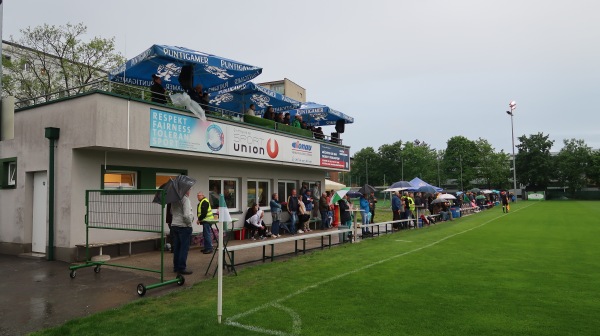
[18,252,46,260]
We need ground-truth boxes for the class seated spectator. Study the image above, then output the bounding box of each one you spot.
[314,127,324,139]
[263,106,275,120]
[439,201,452,221]
[187,84,209,109]
[275,112,284,123]
[246,103,256,117]
[283,113,291,125]
[244,203,268,240]
[292,114,303,128]
[301,121,309,130]
[150,74,167,104]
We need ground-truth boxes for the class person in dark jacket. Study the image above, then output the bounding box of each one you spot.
[319,192,330,230]
[338,194,353,242]
[150,74,167,104]
[391,192,402,229]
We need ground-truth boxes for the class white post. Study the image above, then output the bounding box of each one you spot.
[217,221,224,323]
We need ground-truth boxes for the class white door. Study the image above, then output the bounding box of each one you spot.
[32,172,48,254]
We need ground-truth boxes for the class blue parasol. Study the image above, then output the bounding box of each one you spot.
[208,82,300,115]
[109,45,262,93]
[288,102,354,127]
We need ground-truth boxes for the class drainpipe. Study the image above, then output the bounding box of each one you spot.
[44,127,60,261]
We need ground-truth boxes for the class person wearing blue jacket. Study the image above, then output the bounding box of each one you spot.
[392,192,402,229]
[359,194,371,236]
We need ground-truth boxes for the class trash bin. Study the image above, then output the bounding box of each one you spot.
[333,204,340,227]
[234,228,246,240]
[450,207,461,219]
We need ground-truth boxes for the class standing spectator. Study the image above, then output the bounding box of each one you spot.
[302,190,313,231]
[359,193,371,236]
[270,193,282,238]
[319,192,330,230]
[171,190,194,275]
[501,191,510,213]
[338,194,353,241]
[368,191,377,223]
[298,198,311,233]
[392,191,402,229]
[283,113,291,125]
[150,74,167,104]
[197,191,214,254]
[287,189,300,234]
[311,182,321,218]
[299,182,308,198]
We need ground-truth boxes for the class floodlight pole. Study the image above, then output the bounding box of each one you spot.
[507,101,518,202]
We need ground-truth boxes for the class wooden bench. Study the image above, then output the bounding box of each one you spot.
[224,229,352,273]
[75,236,160,261]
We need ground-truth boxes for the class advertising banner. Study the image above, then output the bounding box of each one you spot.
[149,109,347,170]
[320,144,350,170]
[527,191,545,200]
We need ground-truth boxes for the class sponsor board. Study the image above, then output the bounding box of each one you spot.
[149,109,347,170]
[527,191,545,200]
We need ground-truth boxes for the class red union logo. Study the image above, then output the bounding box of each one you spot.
[267,139,279,158]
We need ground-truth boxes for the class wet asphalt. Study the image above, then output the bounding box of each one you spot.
[0,228,349,335]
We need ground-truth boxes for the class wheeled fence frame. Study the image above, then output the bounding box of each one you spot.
[69,189,184,296]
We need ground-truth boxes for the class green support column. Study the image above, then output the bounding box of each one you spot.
[45,127,60,261]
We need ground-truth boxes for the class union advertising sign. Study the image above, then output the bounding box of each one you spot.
[149,109,345,170]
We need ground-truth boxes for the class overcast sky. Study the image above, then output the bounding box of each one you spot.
[3,0,599,154]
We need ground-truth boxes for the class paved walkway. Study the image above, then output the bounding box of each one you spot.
[0,227,353,335]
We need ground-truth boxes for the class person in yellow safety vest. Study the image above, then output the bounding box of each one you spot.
[197,191,215,254]
[407,193,416,227]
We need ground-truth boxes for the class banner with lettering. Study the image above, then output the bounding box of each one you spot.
[149,109,347,170]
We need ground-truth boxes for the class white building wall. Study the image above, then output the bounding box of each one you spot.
[0,92,339,261]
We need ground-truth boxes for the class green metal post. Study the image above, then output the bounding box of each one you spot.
[45,127,60,261]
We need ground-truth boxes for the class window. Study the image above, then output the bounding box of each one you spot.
[1,159,17,188]
[7,162,16,187]
[247,180,269,208]
[156,173,180,189]
[270,84,284,94]
[209,178,238,211]
[278,181,296,203]
[103,171,137,189]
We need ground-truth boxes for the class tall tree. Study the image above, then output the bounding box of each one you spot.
[476,138,511,189]
[377,141,404,185]
[588,150,600,187]
[2,23,125,102]
[400,140,438,184]
[555,138,592,194]
[515,132,555,189]
[442,136,479,190]
[350,147,378,187]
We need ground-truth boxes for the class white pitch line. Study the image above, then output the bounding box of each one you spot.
[225,203,536,334]
[395,239,413,242]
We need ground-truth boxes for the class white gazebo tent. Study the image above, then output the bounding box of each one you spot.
[325,179,346,192]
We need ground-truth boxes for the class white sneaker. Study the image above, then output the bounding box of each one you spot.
[251,237,256,240]
[271,234,278,238]
[297,230,304,234]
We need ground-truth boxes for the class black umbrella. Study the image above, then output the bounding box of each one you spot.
[431,198,450,204]
[390,181,414,189]
[417,185,438,194]
[357,184,376,195]
[153,175,197,204]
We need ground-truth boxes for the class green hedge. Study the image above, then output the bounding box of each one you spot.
[276,123,313,138]
[243,115,314,138]
[243,115,276,129]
